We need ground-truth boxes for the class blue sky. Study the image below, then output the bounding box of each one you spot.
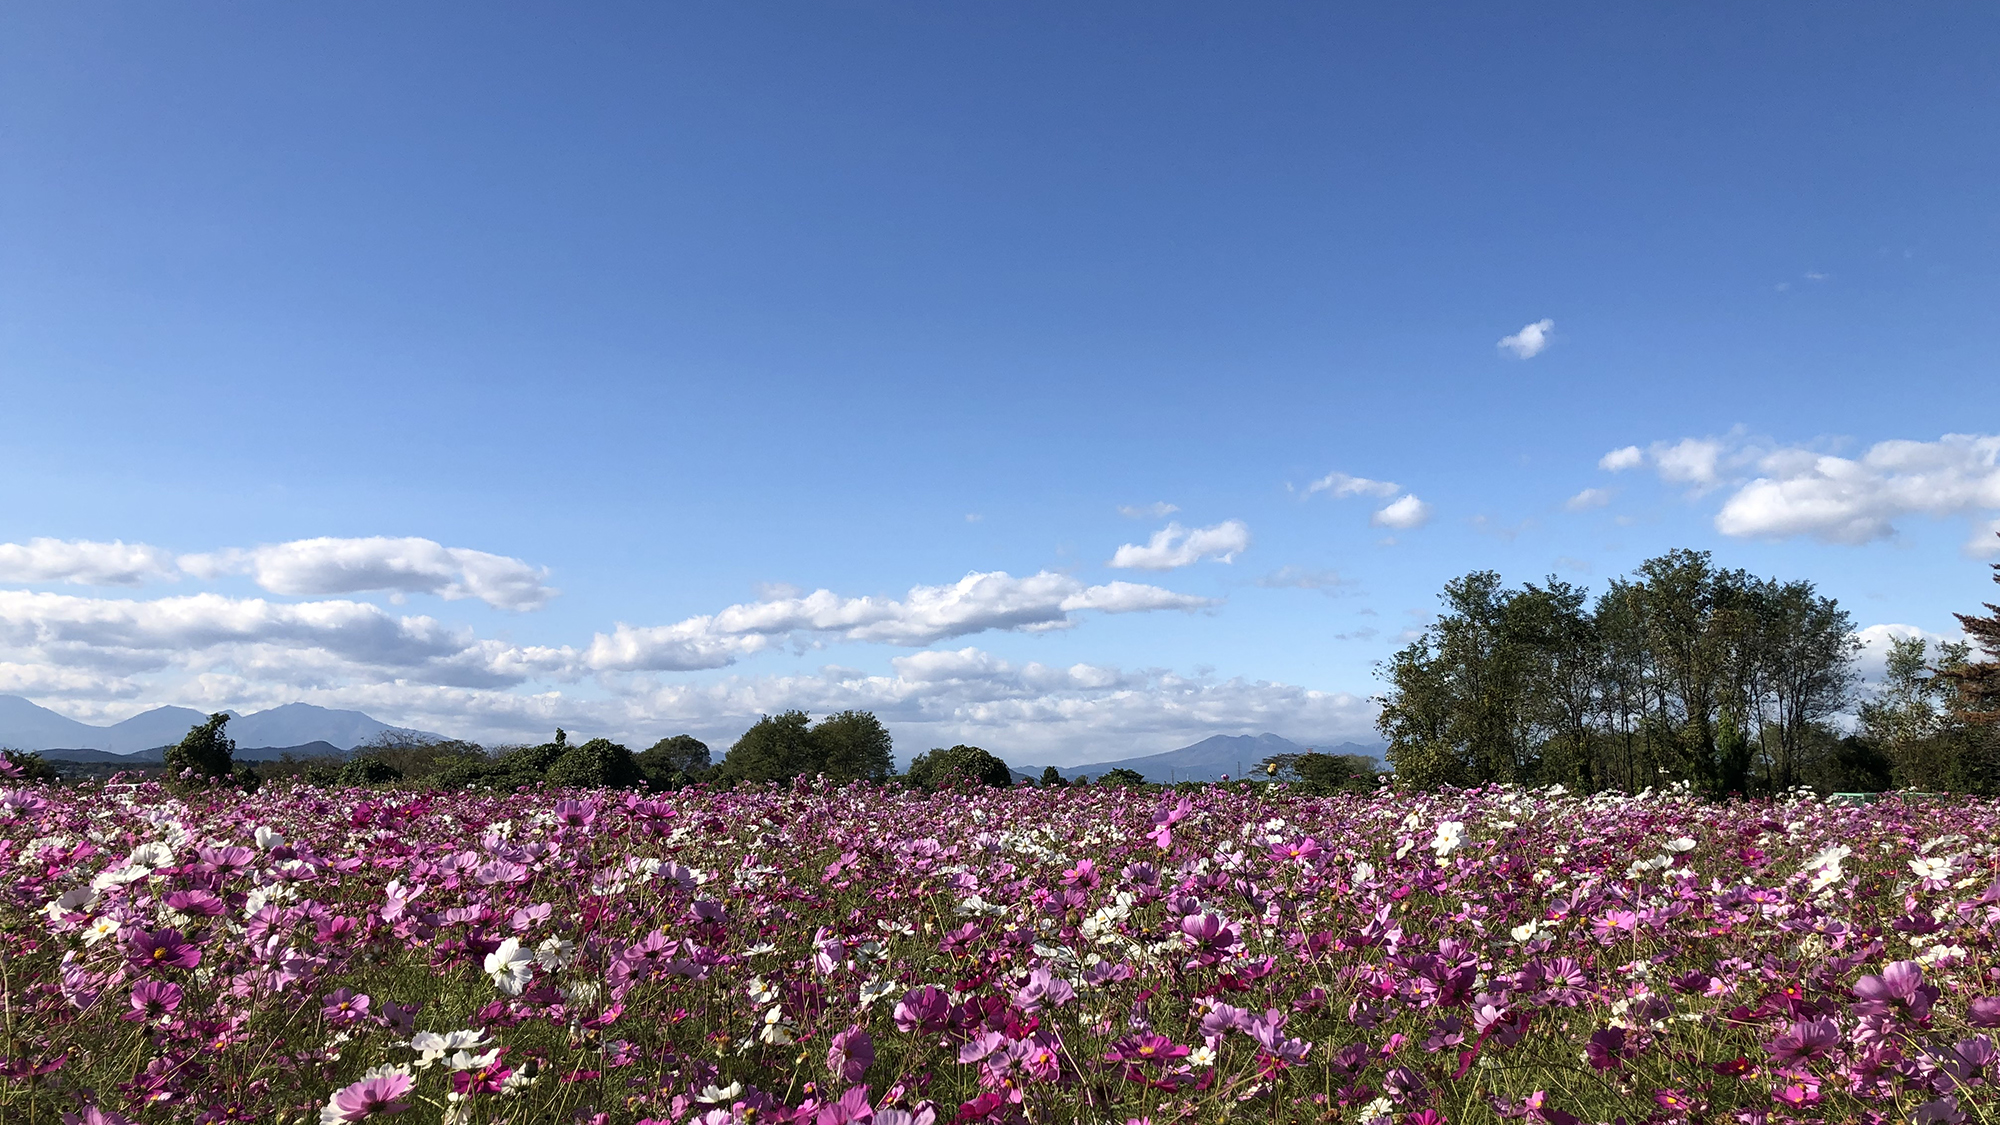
[2,4,1996,762]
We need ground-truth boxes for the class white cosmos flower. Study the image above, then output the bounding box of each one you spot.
[484,938,535,995]
[696,1082,743,1104]
[1909,855,1953,882]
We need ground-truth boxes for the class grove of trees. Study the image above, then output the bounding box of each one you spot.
[1380,549,1878,795]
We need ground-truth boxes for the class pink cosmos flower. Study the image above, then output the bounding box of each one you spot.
[1763,1018,1838,1065]
[128,928,201,973]
[894,985,949,1033]
[62,1107,135,1125]
[322,1072,412,1122]
[321,989,371,1024]
[1105,1032,1187,1066]
[551,799,597,828]
[1590,911,1639,944]
[124,980,183,1023]
[827,1024,873,1083]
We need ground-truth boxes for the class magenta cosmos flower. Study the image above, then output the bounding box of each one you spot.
[123,980,183,1023]
[127,928,201,973]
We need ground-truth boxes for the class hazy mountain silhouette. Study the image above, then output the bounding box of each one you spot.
[1038,733,1382,784]
[0,695,436,755]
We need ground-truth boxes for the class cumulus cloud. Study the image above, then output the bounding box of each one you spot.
[1597,436,1743,489]
[586,571,1214,672]
[1714,435,2000,546]
[181,537,556,611]
[1565,488,1612,511]
[1118,502,1180,519]
[1598,446,1644,472]
[1601,431,2000,550]
[0,589,574,692]
[1306,471,1400,499]
[1854,623,1964,685]
[1371,495,1432,530]
[596,647,1379,763]
[1108,521,1251,570]
[1498,318,1555,359]
[0,539,179,587]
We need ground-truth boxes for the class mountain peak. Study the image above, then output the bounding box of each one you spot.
[0,695,440,755]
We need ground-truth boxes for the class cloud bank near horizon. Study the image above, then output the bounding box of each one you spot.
[0,536,1313,756]
[1602,431,2000,553]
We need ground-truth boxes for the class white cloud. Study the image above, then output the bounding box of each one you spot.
[1597,435,1746,490]
[1599,446,1644,472]
[181,537,556,611]
[1854,623,1963,685]
[1653,438,1728,487]
[0,589,573,691]
[1306,471,1400,499]
[1371,495,1432,530]
[1256,566,1349,591]
[1708,434,2000,546]
[596,647,1380,764]
[1604,431,2000,550]
[1565,488,1612,511]
[0,539,179,587]
[1108,520,1251,570]
[1118,502,1180,519]
[585,571,1214,671]
[1497,318,1555,359]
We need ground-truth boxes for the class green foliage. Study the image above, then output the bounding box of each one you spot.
[164,713,237,785]
[905,744,1013,790]
[716,711,816,785]
[1944,538,2000,726]
[1858,635,1999,794]
[637,734,712,789]
[1098,767,1147,787]
[1259,751,1376,795]
[2,748,59,782]
[716,710,895,785]
[255,752,346,785]
[809,711,895,782]
[1039,765,1066,788]
[336,756,404,786]
[1379,550,1861,795]
[546,738,643,789]
[347,733,490,783]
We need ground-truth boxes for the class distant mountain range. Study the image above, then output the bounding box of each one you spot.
[36,741,347,765]
[0,695,437,756]
[1036,733,1384,784]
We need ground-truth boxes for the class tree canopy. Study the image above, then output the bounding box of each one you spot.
[715,710,895,785]
[165,713,238,784]
[637,735,712,789]
[905,744,1013,790]
[1378,550,1863,795]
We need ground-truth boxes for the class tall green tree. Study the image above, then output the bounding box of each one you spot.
[637,735,712,788]
[806,711,895,782]
[905,744,1012,789]
[1946,534,2000,725]
[716,711,817,784]
[165,713,237,783]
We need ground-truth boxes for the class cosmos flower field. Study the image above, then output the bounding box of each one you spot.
[3,777,1999,1125]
